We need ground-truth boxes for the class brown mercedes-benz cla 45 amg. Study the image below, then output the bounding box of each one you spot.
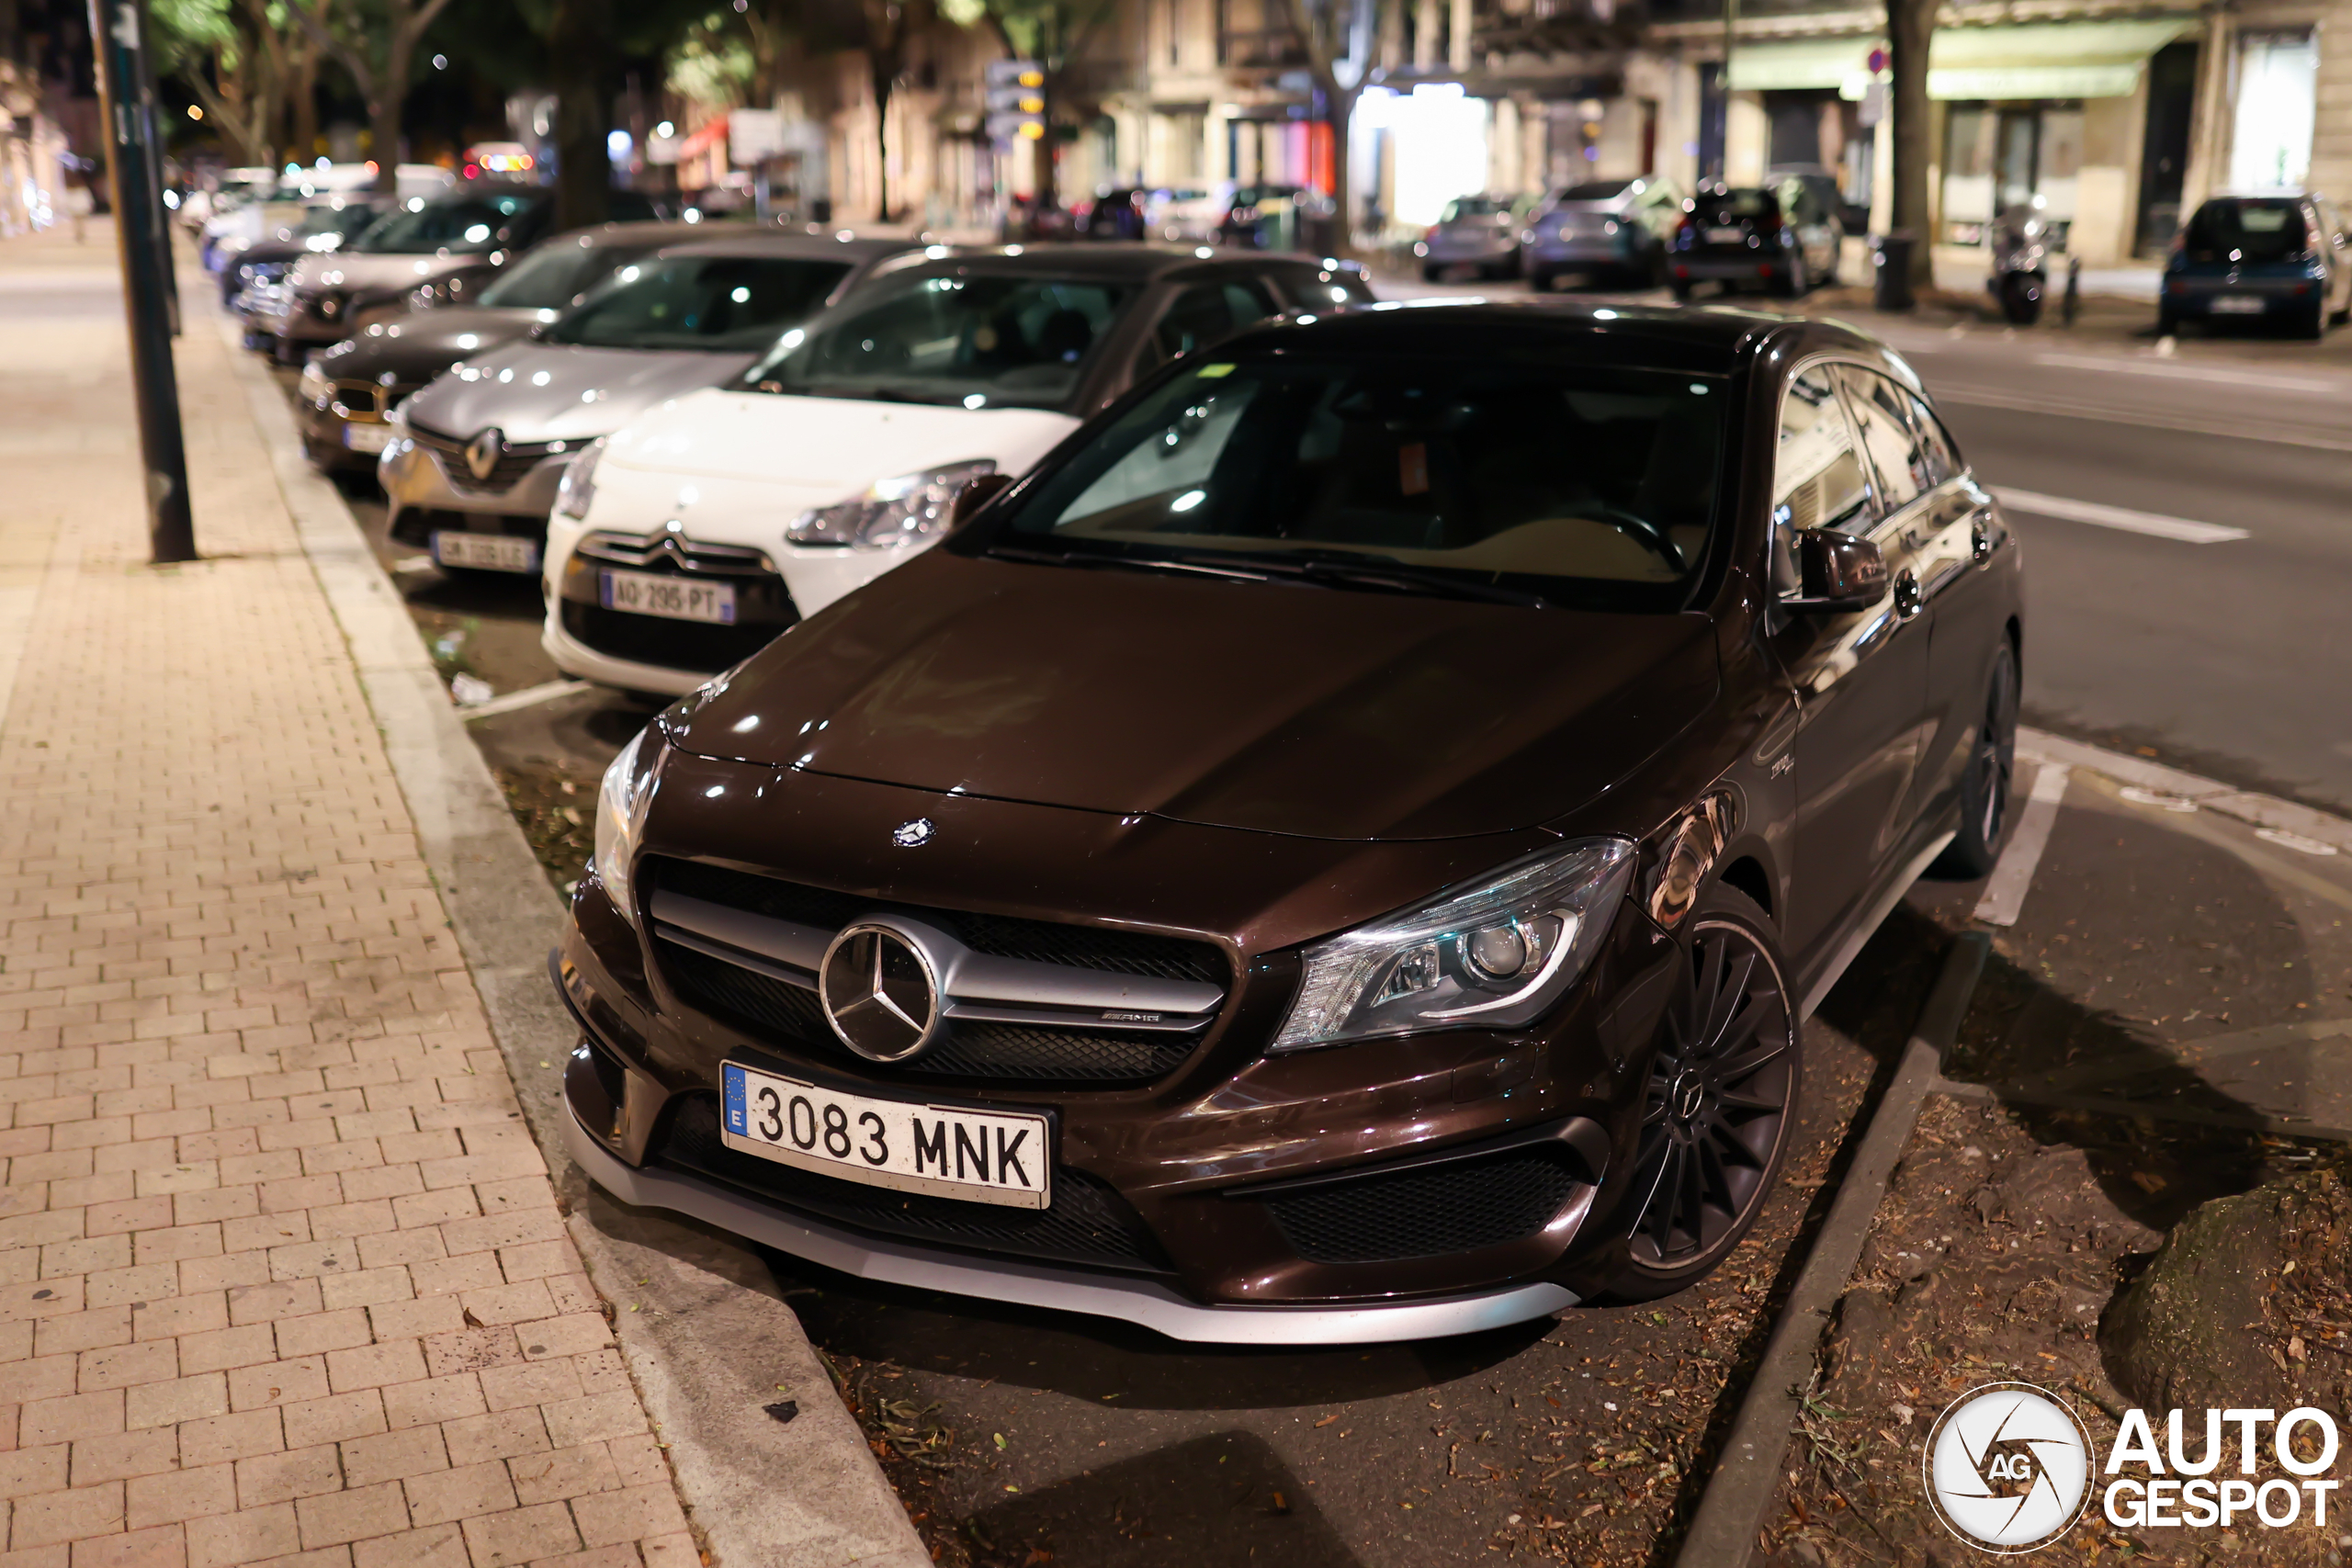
[551,300,2022,1344]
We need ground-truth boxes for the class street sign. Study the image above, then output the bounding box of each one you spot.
[983,59,1045,142]
[729,108,787,165]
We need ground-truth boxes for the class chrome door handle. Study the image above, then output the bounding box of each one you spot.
[1893,570,1923,618]
[1970,508,1996,563]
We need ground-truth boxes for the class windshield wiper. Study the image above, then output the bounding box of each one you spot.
[1154,547,1552,608]
[984,543,1279,582]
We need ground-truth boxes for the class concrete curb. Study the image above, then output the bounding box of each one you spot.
[1673,931,1991,1567]
[2018,726,2352,854]
[211,310,928,1568]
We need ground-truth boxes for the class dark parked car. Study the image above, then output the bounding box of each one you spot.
[217,197,391,310]
[293,221,704,475]
[1080,187,1150,242]
[261,185,668,358]
[2160,191,2351,340]
[1669,181,1842,299]
[553,303,2022,1343]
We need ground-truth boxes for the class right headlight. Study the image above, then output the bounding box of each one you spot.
[556,437,607,521]
[592,725,662,927]
[786,460,996,550]
[1272,838,1637,1052]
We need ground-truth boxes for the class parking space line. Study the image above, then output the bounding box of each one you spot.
[1991,487,2250,544]
[458,678,594,721]
[1973,763,2072,927]
[2030,351,2342,395]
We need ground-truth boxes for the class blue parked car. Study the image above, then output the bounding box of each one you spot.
[2160,192,2351,339]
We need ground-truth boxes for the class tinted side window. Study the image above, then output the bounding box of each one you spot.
[1770,367,1872,593]
[1838,367,1928,513]
[1154,280,1278,360]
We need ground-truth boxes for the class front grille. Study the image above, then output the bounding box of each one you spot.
[656,860,1229,987]
[580,531,774,575]
[330,379,423,422]
[657,937,1196,1084]
[1263,1150,1585,1264]
[652,1091,1168,1271]
[559,600,786,675]
[408,422,571,491]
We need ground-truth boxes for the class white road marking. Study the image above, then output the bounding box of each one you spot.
[2256,828,2340,857]
[1990,486,2250,544]
[2031,351,2341,395]
[458,679,594,721]
[2120,785,2199,812]
[1973,763,2071,927]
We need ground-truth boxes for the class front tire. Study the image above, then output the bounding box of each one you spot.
[1932,641,2019,879]
[1604,886,1801,1302]
[1774,252,1809,298]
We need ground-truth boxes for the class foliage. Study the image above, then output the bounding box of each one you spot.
[666,10,757,107]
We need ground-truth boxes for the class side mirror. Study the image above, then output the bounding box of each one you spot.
[1785,529,1889,612]
[947,472,1014,531]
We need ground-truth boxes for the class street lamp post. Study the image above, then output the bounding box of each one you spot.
[87,0,196,564]
[1718,0,1739,184]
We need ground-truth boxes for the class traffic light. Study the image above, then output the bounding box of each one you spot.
[984,59,1046,145]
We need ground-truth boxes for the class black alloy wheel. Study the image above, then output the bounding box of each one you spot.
[1609,886,1800,1299]
[1933,641,2018,878]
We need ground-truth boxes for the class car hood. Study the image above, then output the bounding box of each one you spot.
[400,341,757,446]
[327,308,544,378]
[670,552,1721,841]
[606,389,1082,491]
[288,251,479,297]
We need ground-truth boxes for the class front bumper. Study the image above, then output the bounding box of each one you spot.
[1527,236,1640,268]
[2164,278,2323,318]
[1671,254,1784,283]
[550,757,1671,1337]
[542,517,801,691]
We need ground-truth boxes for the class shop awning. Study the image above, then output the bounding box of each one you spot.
[1725,17,2199,101]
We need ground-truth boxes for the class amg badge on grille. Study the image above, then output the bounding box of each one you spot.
[891,818,935,848]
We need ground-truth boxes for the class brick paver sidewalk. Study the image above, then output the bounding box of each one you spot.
[0,231,694,1568]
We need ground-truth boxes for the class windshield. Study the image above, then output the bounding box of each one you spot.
[547,254,850,350]
[1441,197,1509,220]
[1553,180,1633,203]
[293,204,379,240]
[745,272,1136,409]
[356,194,537,255]
[478,239,639,310]
[981,355,1723,608]
[2184,199,2311,263]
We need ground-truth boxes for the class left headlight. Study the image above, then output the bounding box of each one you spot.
[298,358,331,405]
[592,726,662,928]
[556,437,607,521]
[786,460,996,550]
[1272,838,1638,1052]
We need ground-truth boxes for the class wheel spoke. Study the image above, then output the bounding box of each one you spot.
[1716,1035,1790,1082]
[1712,990,1774,1059]
[1699,950,1758,1049]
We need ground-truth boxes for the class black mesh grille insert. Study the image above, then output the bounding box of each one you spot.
[651,859,1229,987]
[560,600,788,675]
[656,938,1194,1085]
[1263,1152,1585,1265]
[652,1091,1167,1271]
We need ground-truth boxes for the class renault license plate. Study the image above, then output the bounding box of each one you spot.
[720,1062,1050,1209]
[343,423,393,454]
[2211,295,2266,315]
[432,531,537,573]
[600,570,735,624]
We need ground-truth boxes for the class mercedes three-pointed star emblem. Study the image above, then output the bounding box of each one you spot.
[818,922,942,1062]
[891,818,935,848]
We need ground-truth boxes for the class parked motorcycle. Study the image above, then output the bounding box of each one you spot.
[1987,199,2051,325]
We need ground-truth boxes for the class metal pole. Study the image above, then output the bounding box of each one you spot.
[88,0,195,562]
[1717,0,1738,185]
[131,0,181,336]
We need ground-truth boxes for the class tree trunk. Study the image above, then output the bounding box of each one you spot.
[289,44,318,165]
[1030,77,1055,212]
[550,0,616,231]
[1886,0,1933,287]
[370,67,404,191]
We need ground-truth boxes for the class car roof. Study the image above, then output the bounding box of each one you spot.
[649,231,916,263]
[548,220,707,249]
[883,243,1340,281]
[1208,298,1837,374]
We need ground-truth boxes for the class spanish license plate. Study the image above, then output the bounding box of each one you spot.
[720,1062,1051,1209]
[599,570,735,624]
[343,423,393,454]
[431,531,537,573]
[1706,226,1747,243]
[2211,295,2266,314]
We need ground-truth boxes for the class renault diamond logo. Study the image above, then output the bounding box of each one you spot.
[891,818,935,848]
[819,923,942,1063]
[464,427,503,481]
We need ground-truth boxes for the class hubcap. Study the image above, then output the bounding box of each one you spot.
[1626,919,1796,1271]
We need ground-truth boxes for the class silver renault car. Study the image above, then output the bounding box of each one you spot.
[378,232,918,576]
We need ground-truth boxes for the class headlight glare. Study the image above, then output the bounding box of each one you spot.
[556,437,607,520]
[592,727,662,927]
[1272,839,1637,1051]
[786,460,996,550]
[298,359,331,403]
